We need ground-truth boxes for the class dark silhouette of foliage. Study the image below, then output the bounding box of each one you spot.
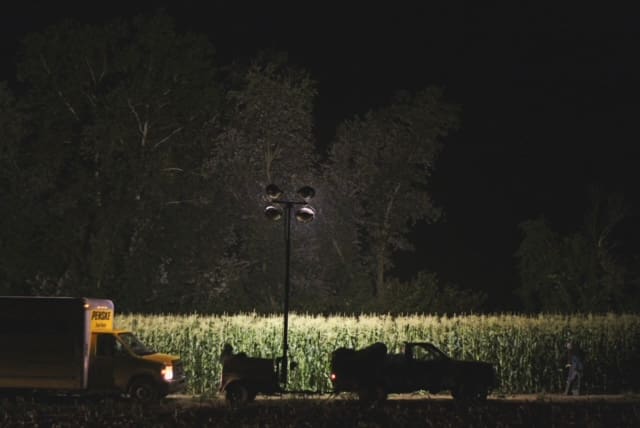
[0,13,474,314]
[516,187,639,312]
[382,270,487,314]
[4,14,223,310]
[326,88,460,301]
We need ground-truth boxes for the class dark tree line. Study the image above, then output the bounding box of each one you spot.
[516,187,640,313]
[0,13,485,314]
[4,14,635,314]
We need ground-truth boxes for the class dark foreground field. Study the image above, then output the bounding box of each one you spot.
[2,394,639,428]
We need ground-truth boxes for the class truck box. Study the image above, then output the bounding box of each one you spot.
[0,296,186,401]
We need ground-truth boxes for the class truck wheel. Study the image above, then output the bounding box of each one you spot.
[374,385,388,403]
[358,385,387,405]
[451,385,464,401]
[357,388,373,404]
[225,382,249,407]
[452,384,488,401]
[128,378,158,402]
[474,385,489,401]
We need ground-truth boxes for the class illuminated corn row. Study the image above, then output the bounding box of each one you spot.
[117,313,640,395]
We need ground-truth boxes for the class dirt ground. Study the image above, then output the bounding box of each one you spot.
[2,393,639,427]
[162,393,640,427]
[167,391,640,406]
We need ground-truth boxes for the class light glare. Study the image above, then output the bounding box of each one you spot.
[161,365,174,381]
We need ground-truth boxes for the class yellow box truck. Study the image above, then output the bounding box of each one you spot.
[0,296,186,401]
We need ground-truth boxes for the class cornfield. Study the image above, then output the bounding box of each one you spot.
[116,313,640,395]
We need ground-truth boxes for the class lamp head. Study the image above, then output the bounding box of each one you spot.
[265,184,283,200]
[297,186,316,202]
[264,205,283,221]
[295,205,316,223]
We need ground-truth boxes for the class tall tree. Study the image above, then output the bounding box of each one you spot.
[515,217,567,312]
[326,88,459,300]
[7,14,223,309]
[206,56,320,311]
[3,18,469,314]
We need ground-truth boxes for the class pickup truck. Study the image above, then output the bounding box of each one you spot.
[330,341,498,402]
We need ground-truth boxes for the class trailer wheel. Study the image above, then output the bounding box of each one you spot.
[128,378,158,402]
[225,381,250,407]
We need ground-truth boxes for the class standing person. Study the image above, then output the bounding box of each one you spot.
[564,341,584,395]
[219,343,234,366]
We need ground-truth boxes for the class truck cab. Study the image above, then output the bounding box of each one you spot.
[89,329,186,400]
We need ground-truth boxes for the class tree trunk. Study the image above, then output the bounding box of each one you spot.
[375,249,385,299]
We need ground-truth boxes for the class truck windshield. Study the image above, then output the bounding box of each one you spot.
[118,332,155,356]
[413,344,449,361]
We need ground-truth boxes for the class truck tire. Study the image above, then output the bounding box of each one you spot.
[128,378,159,402]
[474,386,489,401]
[225,381,250,407]
[375,385,388,403]
[450,385,465,401]
[451,384,488,401]
[358,385,387,405]
[357,388,372,404]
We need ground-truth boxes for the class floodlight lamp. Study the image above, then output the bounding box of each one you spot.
[264,205,283,221]
[265,184,282,200]
[295,205,316,223]
[297,186,315,202]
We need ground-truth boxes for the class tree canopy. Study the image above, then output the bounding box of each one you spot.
[4,13,637,314]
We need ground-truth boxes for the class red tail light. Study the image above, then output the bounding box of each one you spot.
[330,373,337,382]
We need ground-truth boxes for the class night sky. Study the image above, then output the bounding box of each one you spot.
[2,3,639,309]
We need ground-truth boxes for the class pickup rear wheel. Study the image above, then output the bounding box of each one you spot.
[451,385,464,401]
[475,388,489,401]
[451,384,488,401]
[128,378,158,402]
[358,385,387,405]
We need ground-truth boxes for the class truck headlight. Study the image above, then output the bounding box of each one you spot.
[161,364,174,381]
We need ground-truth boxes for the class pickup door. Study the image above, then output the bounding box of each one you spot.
[384,344,453,393]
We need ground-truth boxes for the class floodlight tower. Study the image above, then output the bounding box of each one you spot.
[264,184,316,386]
